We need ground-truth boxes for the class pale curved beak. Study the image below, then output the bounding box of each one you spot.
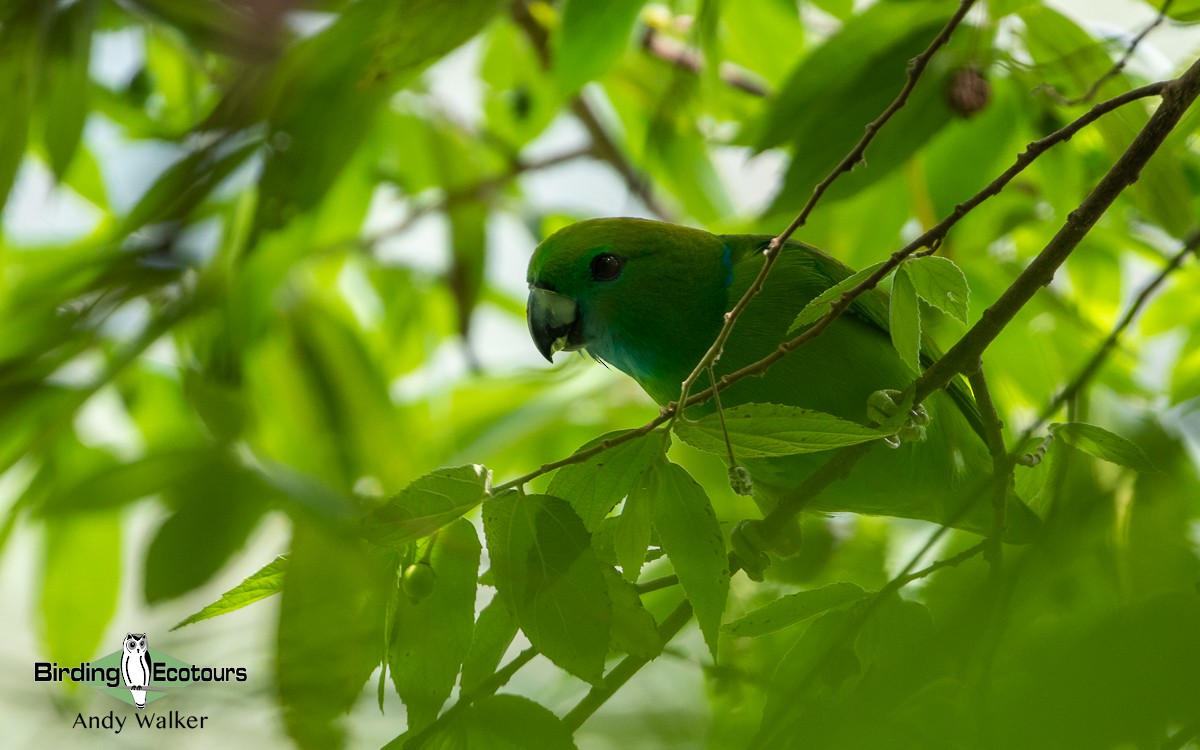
[527,285,583,362]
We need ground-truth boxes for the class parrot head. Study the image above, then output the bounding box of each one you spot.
[526,218,731,395]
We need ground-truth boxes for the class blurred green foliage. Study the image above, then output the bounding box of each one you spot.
[3,0,1200,748]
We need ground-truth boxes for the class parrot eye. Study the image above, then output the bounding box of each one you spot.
[589,253,624,282]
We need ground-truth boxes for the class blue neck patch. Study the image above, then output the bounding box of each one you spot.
[721,244,734,288]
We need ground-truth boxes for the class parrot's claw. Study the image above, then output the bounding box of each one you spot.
[868,389,929,448]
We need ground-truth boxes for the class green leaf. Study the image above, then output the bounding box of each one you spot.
[552,0,645,94]
[172,556,288,631]
[277,524,383,750]
[42,0,97,177]
[1051,422,1158,473]
[648,460,729,659]
[460,594,519,694]
[903,256,970,324]
[252,0,503,227]
[40,511,121,666]
[143,464,269,603]
[675,403,884,458]
[1161,0,1200,22]
[0,14,36,212]
[614,473,654,582]
[482,492,612,684]
[547,431,666,531]
[391,518,481,731]
[722,582,867,638]
[810,0,854,21]
[604,567,661,659]
[788,260,888,333]
[411,694,577,750]
[756,2,949,150]
[755,1,961,214]
[362,465,491,548]
[756,606,860,745]
[119,138,261,235]
[890,266,922,372]
[36,448,223,516]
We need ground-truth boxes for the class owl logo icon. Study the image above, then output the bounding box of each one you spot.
[120,633,151,709]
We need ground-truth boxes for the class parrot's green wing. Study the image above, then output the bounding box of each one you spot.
[722,235,986,439]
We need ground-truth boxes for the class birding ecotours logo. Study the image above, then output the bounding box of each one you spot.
[33,632,248,709]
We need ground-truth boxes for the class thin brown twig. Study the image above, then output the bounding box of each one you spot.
[364,146,592,249]
[1054,0,1175,106]
[640,27,768,97]
[511,1,675,221]
[1014,230,1200,452]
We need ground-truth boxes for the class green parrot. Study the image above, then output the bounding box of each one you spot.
[526,217,1039,542]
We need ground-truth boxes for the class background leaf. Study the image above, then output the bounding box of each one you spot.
[390,518,481,731]
[1051,422,1158,472]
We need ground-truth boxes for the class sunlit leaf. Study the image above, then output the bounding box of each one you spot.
[40,511,121,666]
[890,266,922,372]
[482,492,612,684]
[548,431,667,531]
[903,256,970,324]
[172,556,288,630]
[363,465,491,548]
[648,460,729,659]
[675,403,884,458]
[552,0,645,94]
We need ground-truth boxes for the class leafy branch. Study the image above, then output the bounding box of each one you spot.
[494,74,1172,495]
[913,55,1200,404]
[672,0,980,415]
[1015,229,1200,451]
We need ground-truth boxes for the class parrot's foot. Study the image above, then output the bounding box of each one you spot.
[867,389,929,448]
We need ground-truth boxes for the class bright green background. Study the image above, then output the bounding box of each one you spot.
[2,0,1200,748]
